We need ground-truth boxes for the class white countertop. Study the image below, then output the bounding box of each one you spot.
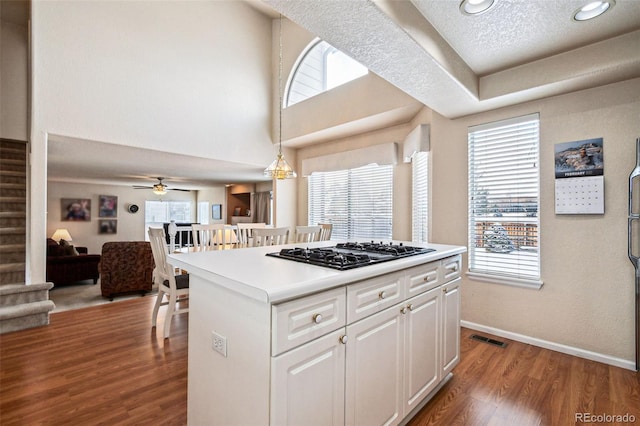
[168,241,466,304]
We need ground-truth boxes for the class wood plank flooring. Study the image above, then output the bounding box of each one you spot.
[1,295,639,425]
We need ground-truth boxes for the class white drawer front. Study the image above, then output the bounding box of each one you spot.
[405,261,440,298]
[347,271,403,324]
[272,287,346,356]
[441,255,462,282]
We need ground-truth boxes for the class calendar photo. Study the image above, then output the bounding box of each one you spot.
[554,138,603,178]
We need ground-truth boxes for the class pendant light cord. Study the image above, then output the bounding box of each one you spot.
[278,15,283,156]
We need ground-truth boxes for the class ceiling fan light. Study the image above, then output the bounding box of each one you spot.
[459,0,495,16]
[572,0,614,21]
[264,153,297,180]
[152,184,167,195]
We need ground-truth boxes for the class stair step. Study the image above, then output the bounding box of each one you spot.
[0,197,26,203]
[0,227,26,235]
[0,244,26,253]
[0,263,25,273]
[0,171,25,177]
[0,211,26,218]
[0,183,25,189]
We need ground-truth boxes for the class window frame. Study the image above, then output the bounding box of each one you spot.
[467,113,543,289]
[285,39,368,108]
[308,163,393,241]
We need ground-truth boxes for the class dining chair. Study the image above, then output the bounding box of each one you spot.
[192,224,235,250]
[295,225,322,243]
[148,227,189,339]
[318,223,333,241]
[236,222,266,247]
[251,227,290,247]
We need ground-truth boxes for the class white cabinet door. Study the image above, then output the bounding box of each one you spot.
[271,328,347,426]
[403,287,440,415]
[345,304,404,426]
[441,278,461,376]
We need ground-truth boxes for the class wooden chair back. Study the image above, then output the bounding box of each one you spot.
[295,225,322,243]
[318,223,333,241]
[251,227,290,247]
[192,224,235,250]
[236,222,267,247]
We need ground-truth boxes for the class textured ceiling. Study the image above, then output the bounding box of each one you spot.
[263,0,640,118]
[43,0,640,189]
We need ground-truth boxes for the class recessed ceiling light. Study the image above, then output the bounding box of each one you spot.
[459,0,496,16]
[572,0,615,21]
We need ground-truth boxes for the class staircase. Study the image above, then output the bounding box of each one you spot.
[1,139,27,284]
[0,139,55,334]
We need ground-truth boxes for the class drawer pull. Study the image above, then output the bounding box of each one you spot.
[339,335,348,344]
[378,291,386,300]
[400,306,408,314]
[443,288,448,294]
[312,313,323,324]
[423,275,431,282]
[407,303,414,311]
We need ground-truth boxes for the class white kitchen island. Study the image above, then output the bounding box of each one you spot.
[168,241,466,426]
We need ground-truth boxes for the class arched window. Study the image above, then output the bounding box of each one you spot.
[286,40,368,107]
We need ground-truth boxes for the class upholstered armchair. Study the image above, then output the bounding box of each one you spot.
[99,241,154,300]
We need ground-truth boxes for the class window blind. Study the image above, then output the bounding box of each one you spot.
[468,114,540,284]
[308,163,393,240]
[412,152,429,243]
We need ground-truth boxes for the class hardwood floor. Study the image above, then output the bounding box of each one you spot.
[0,296,187,425]
[1,295,638,425]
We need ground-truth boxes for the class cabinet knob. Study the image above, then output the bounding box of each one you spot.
[339,335,348,344]
[312,313,323,324]
[400,307,407,314]
[407,303,414,311]
[423,275,431,282]
[443,288,448,294]
[378,291,386,300]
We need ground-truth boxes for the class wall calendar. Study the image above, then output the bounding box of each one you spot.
[554,138,604,215]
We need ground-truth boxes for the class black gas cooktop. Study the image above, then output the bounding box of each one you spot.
[266,241,436,270]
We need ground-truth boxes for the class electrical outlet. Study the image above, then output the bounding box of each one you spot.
[211,331,227,357]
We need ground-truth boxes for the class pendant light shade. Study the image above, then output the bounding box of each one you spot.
[264,153,297,180]
[264,15,297,180]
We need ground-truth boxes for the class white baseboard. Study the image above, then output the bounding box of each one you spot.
[461,320,636,371]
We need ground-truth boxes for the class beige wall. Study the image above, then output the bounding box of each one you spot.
[47,181,197,254]
[30,0,274,282]
[431,78,640,363]
[295,78,640,365]
[0,13,28,140]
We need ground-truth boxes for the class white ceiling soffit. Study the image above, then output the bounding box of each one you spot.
[47,135,270,189]
[262,0,640,118]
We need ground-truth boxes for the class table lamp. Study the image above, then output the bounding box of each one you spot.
[52,228,72,242]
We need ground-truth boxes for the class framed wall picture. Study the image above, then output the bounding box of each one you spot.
[61,198,91,221]
[212,204,222,220]
[99,195,118,217]
[99,219,117,234]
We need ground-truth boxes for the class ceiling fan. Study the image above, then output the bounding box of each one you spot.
[133,177,190,195]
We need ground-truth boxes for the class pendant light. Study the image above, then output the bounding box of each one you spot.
[264,15,297,180]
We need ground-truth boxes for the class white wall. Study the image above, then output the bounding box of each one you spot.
[431,78,640,364]
[47,181,196,255]
[0,14,28,140]
[30,0,275,282]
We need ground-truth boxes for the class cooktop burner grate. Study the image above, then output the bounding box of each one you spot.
[266,242,435,270]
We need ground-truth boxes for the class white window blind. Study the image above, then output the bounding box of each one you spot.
[308,164,393,240]
[412,152,429,243]
[468,114,541,286]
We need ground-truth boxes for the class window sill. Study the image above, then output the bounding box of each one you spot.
[466,271,543,290]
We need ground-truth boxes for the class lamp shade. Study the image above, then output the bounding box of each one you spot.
[52,228,72,242]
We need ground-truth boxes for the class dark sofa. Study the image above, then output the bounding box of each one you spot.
[46,238,101,285]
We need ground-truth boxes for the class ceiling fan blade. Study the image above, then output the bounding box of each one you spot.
[168,188,191,192]
[133,186,153,189]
